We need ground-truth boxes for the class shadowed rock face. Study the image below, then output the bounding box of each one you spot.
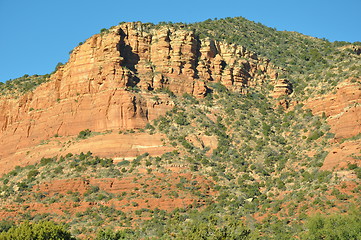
[0,22,285,171]
[104,22,281,95]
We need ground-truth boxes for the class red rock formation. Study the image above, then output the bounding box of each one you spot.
[0,132,174,175]
[306,79,361,140]
[0,22,282,173]
[321,139,361,171]
[0,171,216,219]
[305,79,361,170]
[271,79,293,99]
[111,22,279,95]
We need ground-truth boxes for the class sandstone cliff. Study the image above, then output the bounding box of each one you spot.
[0,22,286,172]
[305,79,361,170]
[306,79,361,140]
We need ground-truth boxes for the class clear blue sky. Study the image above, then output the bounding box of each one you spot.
[1,0,360,82]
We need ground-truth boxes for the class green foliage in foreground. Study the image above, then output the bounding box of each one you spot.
[0,221,75,240]
[92,213,252,239]
[0,209,360,240]
[96,229,129,240]
[302,208,361,240]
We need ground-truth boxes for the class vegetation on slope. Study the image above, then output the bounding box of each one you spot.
[0,16,360,239]
[0,82,360,238]
[158,17,361,100]
[149,83,360,238]
[0,74,50,96]
[0,151,215,238]
[0,221,75,240]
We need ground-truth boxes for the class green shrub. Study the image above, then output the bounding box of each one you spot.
[0,221,75,239]
[77,129,91,139]
[40,157,56,166]
[302,209,361,240]
[27,170,39,180]
[100,28,109,35]
[354,168,361,179]
[307,131,324,141]
[348,163,358,170]
[95,228,133,240]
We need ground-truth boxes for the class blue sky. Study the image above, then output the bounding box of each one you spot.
[1,0,360,82]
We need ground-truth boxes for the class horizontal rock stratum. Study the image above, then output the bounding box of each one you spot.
[0,22,288,173]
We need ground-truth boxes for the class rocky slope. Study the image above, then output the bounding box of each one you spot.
[306,79,361,140]
[0,22,286,173]
[305,78,361,171]
[0,19,360,239]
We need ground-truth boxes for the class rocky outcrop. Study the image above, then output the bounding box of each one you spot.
[0,132,174,175]
[321,139,361,171]
[306,79,361,140]
[0,89,174,169]
[306,79,361,170]
[0,170,215,220]
[271,78,293,108]
[107,22,280,95]
[0,22,283,172]
[271,79,293,99]
[339,45,361,55]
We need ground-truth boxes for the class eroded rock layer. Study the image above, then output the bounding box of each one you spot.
[306,79,361,140]
[0,22,283,169]
[306,79,361,170]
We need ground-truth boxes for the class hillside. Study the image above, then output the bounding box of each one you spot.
[0,17,360,239]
